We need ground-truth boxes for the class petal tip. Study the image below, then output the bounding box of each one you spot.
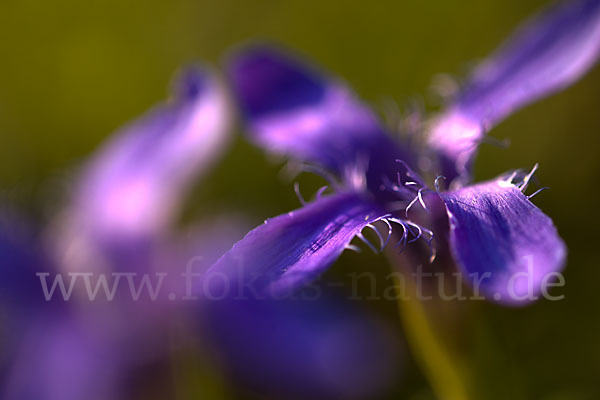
[171,66,208,102]
[227,45,326,119]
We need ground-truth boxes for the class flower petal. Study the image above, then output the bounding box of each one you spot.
[228,46,418,192]
[440,180,566,304]
[429,0,600,183]
[76,68,230,239]
[205,192,386,298]
[0,214,48,310]
[203,291,400,399]
[3,312,121,400]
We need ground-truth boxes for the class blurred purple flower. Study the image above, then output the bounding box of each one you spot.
[1,67,233,400]
[53,67,230,270]
[213,0,600,304]
[1,63,402,399]
[203,289,401,400]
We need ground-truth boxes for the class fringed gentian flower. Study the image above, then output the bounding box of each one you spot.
[209,0,600,304]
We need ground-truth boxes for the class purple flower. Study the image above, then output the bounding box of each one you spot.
[60,67,230,256]
[202,288,402,399]
[211,0,600,304]
[2,62,400,399]
[2,67,233,399]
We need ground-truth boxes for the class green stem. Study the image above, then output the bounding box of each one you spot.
[394,272,471,400]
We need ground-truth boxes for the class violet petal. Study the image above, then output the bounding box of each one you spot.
[205,192,386,298]
[228,46,419,193]
[440,179,566,304]
[429,0,600,182]
[204,292,400,399]
[76,68,230,240]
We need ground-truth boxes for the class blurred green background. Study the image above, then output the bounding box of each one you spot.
[1,0,599,398]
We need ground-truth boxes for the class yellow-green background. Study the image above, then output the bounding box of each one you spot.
[1,0,599,398]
